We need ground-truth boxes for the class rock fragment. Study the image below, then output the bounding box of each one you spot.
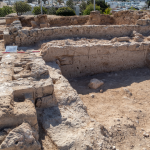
[88,78,104,89]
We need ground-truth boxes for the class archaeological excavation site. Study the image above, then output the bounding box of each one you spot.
[1,10,150,150]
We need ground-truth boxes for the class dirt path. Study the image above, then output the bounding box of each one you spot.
[69,67,150,150]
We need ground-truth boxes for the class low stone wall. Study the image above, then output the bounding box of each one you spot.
[4,24,150,46]
[5,11,150,28]
[114,10,149,25]
[47,15,89,27]
[42,41,150,78]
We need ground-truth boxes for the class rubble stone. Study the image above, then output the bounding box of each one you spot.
[88,78,104,89]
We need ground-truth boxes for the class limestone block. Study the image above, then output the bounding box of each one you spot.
[34,78,54,98]
[143,42,150,50]
[36,95,57,108]
[5,15,18,26]
[111,37,117,43]
[88,78,104,89]
[147,36,150,41]
[136,19,149,26]
[59,56,73,65]
[42,28,52,36]
[132,31,143,38]
[13,67,23,74]
[60,64,75,78]
[13,86,34,100]
[0,123,41,150]
[40,23,48,28]
[31,21,39,28]
[73,55,90,77]
[134,36,143,42]
[118,43,128,51]
[117,37,130,42]
[128,43,140,51]
[74,45,89,56]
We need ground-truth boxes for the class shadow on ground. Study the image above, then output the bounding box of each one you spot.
[68,67,150,95]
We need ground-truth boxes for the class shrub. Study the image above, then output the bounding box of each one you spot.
[32,6,47,15]
[47,7,56,15]
[83,4,101,15]
[13,1,31,15]
[103,8,111,15]
[87,0,109,13]
[56,7,75,16]
[0,6,14,17]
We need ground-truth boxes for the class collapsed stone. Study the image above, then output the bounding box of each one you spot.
[88,78,104,89]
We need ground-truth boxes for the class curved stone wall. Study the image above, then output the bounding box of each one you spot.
[4,24,150,46]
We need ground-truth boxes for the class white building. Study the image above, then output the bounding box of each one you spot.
[107,1,147,9]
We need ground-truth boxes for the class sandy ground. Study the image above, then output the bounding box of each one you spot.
[69,67,150,150]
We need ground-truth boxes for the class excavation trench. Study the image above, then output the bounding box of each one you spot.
[41,37,150,78]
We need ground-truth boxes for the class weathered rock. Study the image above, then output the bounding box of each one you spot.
[31,21,38,28]
[147,36,150,41]
[111,37,117,43]
[88,78,104,89]
[136,19,150,26]
[0,123,41,150]
[40,23,47,28]
[134,36,143,42]
[117,37,130,42]
[132,31,143,38]
[13,67,23,74]
[5,14,18,26]
[35,95,56,108]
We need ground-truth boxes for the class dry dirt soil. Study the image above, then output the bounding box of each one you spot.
[69,67,150,150]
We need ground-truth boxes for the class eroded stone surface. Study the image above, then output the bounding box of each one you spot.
[0,122,41,150]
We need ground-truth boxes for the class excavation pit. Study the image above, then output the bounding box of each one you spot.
[68,66,150,149]
[41,37,150,78]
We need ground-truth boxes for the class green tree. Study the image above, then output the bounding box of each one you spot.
[2,6,14,16]
[95,0,109,13]
[13,1,31,15]
[83,4,101,15]
[32,6,47,15]
[66,0,74,9]
[0,6,14,17]
[80,0,87,15]
[87,0,109,13]
[56,7,75,16]
[147,0,150,8]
